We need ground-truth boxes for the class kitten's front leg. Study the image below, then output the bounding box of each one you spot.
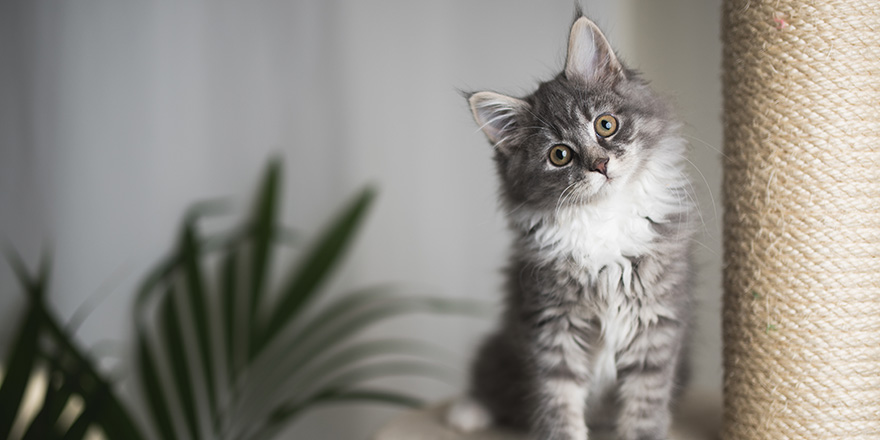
[532,374,589,440]
[614,320,685,440]
[528,321,594,440]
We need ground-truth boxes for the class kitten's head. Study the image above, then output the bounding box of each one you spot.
[469,16,680,214]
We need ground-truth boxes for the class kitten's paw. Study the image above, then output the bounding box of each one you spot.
[445,396,492,433]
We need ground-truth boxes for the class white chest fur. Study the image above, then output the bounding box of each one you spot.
[525,192,658,280]
[514,183,683,400]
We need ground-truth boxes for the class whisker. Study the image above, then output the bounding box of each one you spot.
[680,156,719,225]
[681,133,728,159]
[555,182,578,220]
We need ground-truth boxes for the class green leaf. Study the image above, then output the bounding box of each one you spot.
[257,186,376,353]
[61,412,96,440]
[60,383,107,440]
[272,285,400,348]
[42,317,144,440]
[308,387,423,408]
[4,246,33,291]
[93,391,145,440]
[249,361,446,439]
[234,292,487,418]
[248,159,281,331]
[288,295,490,365]
[5,249,145,440]
[281,387,424,421]
[60,411,94,440]
[293,359,457,400]
[183,197,234,224]
[136,332,178,440]
[0,303,41,439]
[279,338,456,398]
[21,359,68,440]
[134,213,238,313]
[179,222,217,414]
[3,244,51,296]
[158,288,201,440]
[220,250,240,384]
[62,375,134,440]
[247,294,488,403]
[236,335,455,425]
[252,388,422,440]
[42,327,143,440]
[0,248,46,439]
[242,285,397,375]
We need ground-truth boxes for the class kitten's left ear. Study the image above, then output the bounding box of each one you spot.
[565,17,624,84]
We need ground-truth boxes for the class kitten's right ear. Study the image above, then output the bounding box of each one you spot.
[468,91,528,146]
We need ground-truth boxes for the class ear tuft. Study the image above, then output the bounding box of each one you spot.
[564,17,624,84]
[468,91,528,146]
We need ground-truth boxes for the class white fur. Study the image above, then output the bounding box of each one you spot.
[512,137,692,401]
[446,396,492,433]
[513,137,690,281]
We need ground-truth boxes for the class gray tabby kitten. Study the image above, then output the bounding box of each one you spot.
[446,15,696,440]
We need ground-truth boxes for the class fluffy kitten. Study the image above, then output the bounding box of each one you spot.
[447,15,697,440]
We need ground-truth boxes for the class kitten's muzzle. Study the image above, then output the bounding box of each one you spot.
[590,157,609,176]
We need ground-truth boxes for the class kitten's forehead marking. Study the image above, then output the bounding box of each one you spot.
[576,110,592,141]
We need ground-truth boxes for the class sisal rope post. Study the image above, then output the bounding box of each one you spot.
[721,0,880,438]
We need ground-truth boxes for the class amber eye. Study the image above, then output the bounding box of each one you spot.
[548,144,573,166]
[594,114,619,137]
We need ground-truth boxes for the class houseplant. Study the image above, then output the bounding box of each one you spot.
[0,160,487,439]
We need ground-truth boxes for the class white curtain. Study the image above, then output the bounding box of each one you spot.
[0,1,722,438]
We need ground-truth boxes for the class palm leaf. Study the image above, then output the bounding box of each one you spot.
[251,388,423,440]
[256,186,376,353]
[0,249,45,438]
[282,338,457,394]
[20,350,72,440]
[292,360,458,403]
[248,159,281,335]
[59,379,108,440]
[135,331,178,440]
[179,222,218,413]
[0,303,41,439]
[236,285,399,389]
[60,409,96,440]
[242,361,452,440]
[158,285,201,440]
[3,249,146,440]
[303,387,423,410]
[133,161,488,439]
[239,293,486,412]
[39,295,144,440]
[220,250,240,383]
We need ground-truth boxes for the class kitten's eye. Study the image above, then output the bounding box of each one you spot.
[594,114,619,137]
[548,144,573,166]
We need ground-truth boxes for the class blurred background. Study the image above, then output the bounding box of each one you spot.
[0,0,722,438]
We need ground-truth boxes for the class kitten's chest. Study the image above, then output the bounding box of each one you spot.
[530,196,657,278]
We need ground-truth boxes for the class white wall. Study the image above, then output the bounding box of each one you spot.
[0,1,722,438]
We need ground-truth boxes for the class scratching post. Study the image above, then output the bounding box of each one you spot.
[722,0,880,438]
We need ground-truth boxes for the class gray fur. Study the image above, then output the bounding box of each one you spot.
[455,15,696,440]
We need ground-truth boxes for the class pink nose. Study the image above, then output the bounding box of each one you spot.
[591,157,609,176]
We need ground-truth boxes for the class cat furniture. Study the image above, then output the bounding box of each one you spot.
[376,0,879,438]
[720,0,879,438]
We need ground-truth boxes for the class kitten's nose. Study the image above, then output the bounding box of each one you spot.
[590,157,609,176]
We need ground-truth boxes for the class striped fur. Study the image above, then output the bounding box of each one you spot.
[449,15,696,440]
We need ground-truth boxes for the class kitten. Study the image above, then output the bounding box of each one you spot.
[447,14,697,440]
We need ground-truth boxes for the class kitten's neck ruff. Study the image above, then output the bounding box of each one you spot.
[509,136,693,282]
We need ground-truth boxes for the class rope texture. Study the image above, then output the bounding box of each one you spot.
[722,0,880,438]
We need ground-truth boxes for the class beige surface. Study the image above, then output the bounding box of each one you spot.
[375,391,721,440]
